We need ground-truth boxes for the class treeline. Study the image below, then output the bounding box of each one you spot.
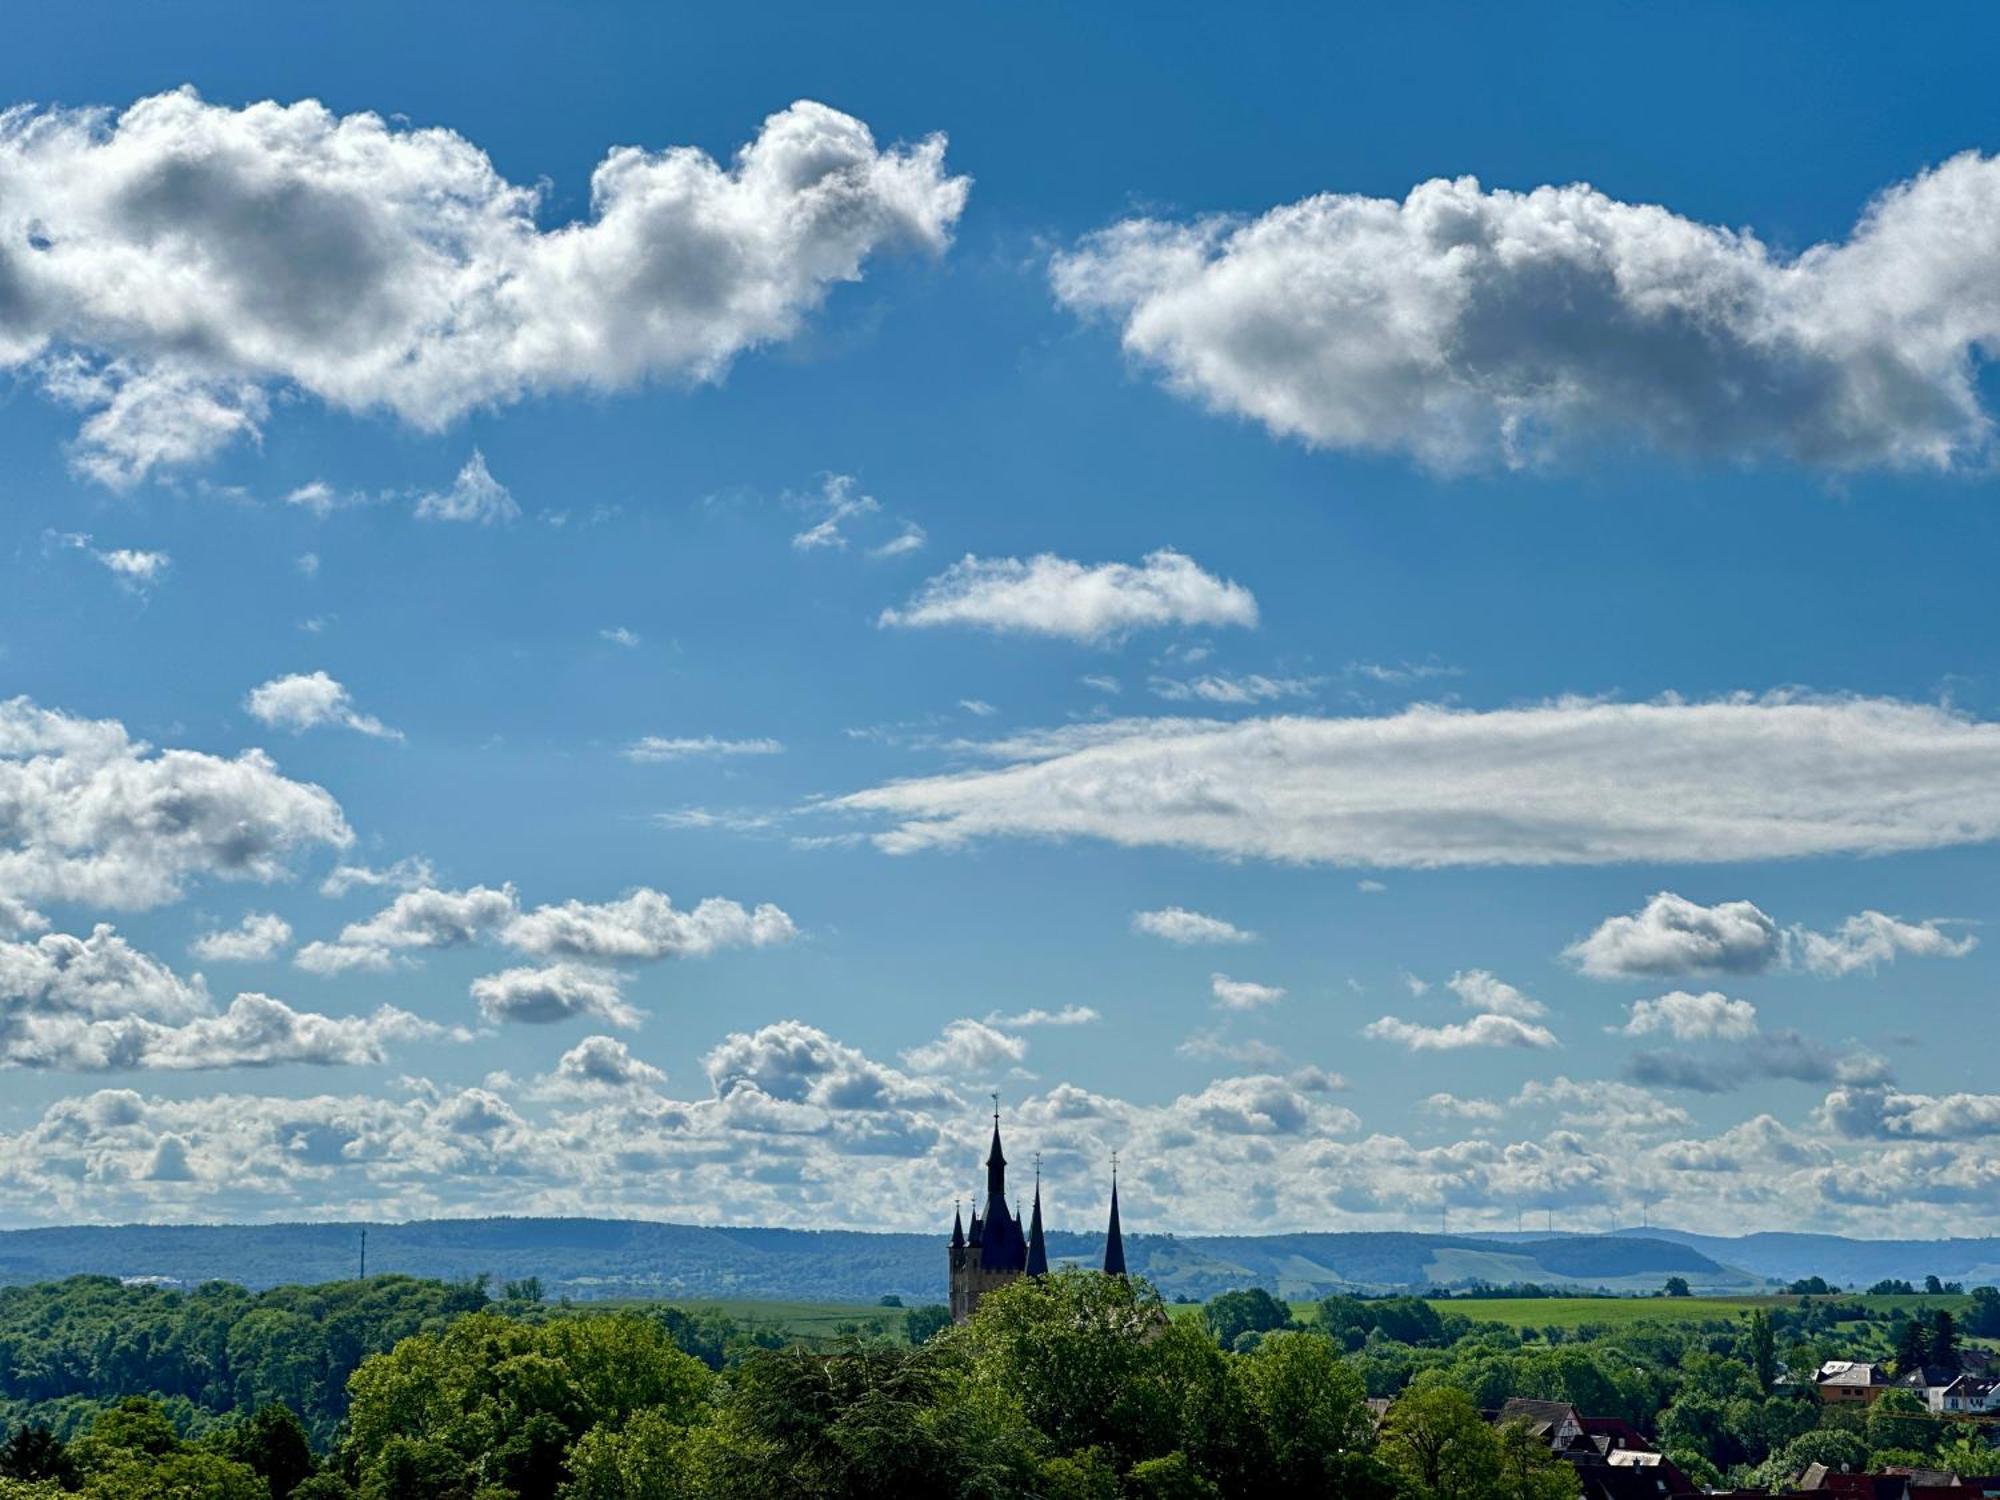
[3,1270,2000,1497]
[1,1273,1581,1499]
[0,1275,771,1449]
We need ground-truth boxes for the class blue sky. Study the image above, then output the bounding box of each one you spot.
[5,0,2000,1237]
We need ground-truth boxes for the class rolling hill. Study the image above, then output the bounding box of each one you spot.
[1607,1227,2000,1288]
[0,1218,1764,1302]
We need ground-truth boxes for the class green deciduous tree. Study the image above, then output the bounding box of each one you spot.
[1377,1381,1502,1500]
[1746,1310,1778,1392]
[951,1269,1171,1463]
[903,1305,951,1346]
[1203,1289,1294,1349]
[1865,1389,1935,1457]
[208,1403,318,1499]
[343,1310,714,1499]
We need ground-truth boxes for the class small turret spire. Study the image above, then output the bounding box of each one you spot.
[1026,1153,1048,1276]
[951,1200,965,1249]
[1103,1152,1126,1277]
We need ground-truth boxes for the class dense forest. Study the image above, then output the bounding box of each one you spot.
[2,1271,1998,1497]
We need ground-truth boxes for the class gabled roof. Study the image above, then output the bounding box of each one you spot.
[1498,1397,1582,1430]
[1897,1365,1961,1390]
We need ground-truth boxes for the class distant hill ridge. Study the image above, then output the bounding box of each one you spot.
[1604,1226,2000,1287]
[0,1218,1777,1302]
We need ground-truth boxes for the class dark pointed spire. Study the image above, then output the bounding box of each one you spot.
[985,1092,1007,1206]
[951,1201,965,1249]
[1026,1154,1048,1276]
[1103,1153,1126,1277]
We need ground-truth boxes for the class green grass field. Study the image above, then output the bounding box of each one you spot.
[1418,1292,1972,1331]
[671,1297,914,1342]
[603,1290,1977,1344]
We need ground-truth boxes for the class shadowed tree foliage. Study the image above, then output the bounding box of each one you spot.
[209,1403,317,1498]
[0,1428,75,1488]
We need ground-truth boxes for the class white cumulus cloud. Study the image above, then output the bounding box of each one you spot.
[501,888,797,961]
[244,671,401,739]
[2,924,452,1070]
[295,883,517,973]
[94,547,170,589]
[1791,910,1977,976]
[1617,990,1760,1041]
[1210,973,1285,1010]
[1,90,969,484]
[1363,1012,1558,1051]
[535,1034,666,1097]
[0,698,350,911]
[900,1018,1029,1076]
[1132,906,1255,945]
[414,450,519,524]
[1053,153,2000,473]
[471,963,639,1028]
[1566,892,1783,978]
[1444,969,1545,1020]
[189,912,292,963]
[7,994,453,1070]
[879,549,1257,643]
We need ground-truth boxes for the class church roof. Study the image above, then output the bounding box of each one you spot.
[1026,1176,1048,1276]
[979,1202,1028,1271]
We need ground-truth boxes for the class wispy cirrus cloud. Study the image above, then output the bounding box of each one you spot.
[831,696,2000,868]
[622,736,784,762]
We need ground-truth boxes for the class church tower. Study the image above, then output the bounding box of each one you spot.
[948,1103,1030,1322]
[946,1108,1132,1321]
